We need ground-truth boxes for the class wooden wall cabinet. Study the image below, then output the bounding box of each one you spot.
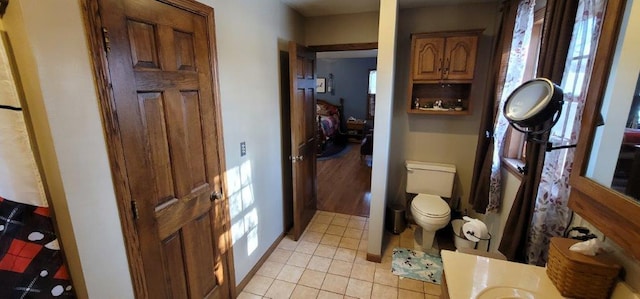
[408,30,482,115]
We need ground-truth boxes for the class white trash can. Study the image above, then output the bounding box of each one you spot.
[451,219,476,249]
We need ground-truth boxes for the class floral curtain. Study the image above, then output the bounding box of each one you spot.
[526,0,606,265]
[487,0,536,212]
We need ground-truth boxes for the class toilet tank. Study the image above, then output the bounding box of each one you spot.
[406,160,456,198]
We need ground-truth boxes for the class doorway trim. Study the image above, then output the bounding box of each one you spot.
[80,0,236,297]
[309,42,378,52]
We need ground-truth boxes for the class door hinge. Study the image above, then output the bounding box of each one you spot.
[131,200,139,220]
[102,27,111,53]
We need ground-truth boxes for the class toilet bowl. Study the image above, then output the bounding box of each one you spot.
[411,194,451,250]
[405,160,456,252]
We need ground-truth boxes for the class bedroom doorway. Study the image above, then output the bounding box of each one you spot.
[313,46,378,217]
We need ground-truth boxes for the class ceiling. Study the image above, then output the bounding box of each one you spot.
[280,0,500,17]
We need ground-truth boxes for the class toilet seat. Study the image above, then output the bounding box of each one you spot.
[412,194,450,218]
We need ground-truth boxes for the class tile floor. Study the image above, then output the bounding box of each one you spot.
[238,211,442,299]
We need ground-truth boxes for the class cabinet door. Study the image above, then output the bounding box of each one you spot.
[443,35,478,81]
[412,37,445,81]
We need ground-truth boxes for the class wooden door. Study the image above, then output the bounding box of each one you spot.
[443,35,478,81]
[289,42,318,240]
[412,36,445,81]
[98,0,231,298]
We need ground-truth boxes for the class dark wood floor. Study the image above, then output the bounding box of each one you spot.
[317,144,371,217]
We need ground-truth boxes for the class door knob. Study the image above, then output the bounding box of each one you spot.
[210,191,223,201]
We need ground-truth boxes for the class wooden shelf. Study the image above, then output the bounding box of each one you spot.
[407,29,482,116]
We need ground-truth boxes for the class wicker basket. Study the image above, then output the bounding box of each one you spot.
[547,237,621,299]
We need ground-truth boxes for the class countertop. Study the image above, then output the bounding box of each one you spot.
[441,250,563,298]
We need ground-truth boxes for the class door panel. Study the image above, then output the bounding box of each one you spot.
[413,37,444,81]
[289,42,318,240]
[99,0,229,297]
[444,35,478,80]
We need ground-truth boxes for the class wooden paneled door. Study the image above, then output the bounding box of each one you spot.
[443,35,478,81]
[412,37,445,81]
[288,42,318,240]
[86,0,233,297]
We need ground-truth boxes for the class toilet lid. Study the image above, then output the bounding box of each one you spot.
[412,194,450,218]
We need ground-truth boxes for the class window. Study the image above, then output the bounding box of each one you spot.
[503,8,545,167]
[367,69,376,119]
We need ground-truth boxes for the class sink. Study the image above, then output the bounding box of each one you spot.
[476,286,539,299]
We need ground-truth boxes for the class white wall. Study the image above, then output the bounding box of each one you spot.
[391,3,501,213]
[367,0,398,258]
[3,0,303,296]
[204,0,305,284]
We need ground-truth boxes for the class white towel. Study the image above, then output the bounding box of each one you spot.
[0,35,47,207]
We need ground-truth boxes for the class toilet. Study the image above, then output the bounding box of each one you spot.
[405,160,456,252]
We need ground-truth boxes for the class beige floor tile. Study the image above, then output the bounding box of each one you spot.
[264,279,295,299]
[425,294,440,299]
[298,268,326,289]
[314,244,337,258]
[334,248,356,262]
[315,214,334,224]
[328,259,353,277]
[424,282,441,295]
[345,278,373,299]
[350,263,375,282]
[291,285,320,299]
[357,239,368,252]
[309,222,329,233]
[287,252,312,268]
[326,225,347,236]
[321,273,349,294]
[398,277,423,292]
[347,219,366,230]
[244,275,273,296]
[295,240,319,255]
[374,268,398,287]
[331,216,350,227]
[317,210,336,217]
[344,228,363,239]
[302,231,324,243]
[278,237,298,251]
[317,290,344,299]
[256,261,285,278]
[350,215,368,222]
[339,237,360,250]
[374,260,392,271]
[320,234,342,247]
[307,255,332,272]
[398,289,425,299]
[237,291,263,299]
[267,248,293,264]
[276,264,305,283]
[354,250,368,264]
[371,283,397,299]
[334,212,351,219]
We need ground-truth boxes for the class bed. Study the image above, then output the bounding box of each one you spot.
[317,98,345,154]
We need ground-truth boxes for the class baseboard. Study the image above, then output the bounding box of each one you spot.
[236,232,286,293]
[366,252,382,263]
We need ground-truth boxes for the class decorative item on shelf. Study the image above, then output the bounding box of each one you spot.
[414,98,420,109]
[455,99,464,111]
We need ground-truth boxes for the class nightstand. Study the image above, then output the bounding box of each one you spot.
[346,119,366,142]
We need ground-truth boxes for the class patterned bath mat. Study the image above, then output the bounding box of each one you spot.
[391,247,443,284]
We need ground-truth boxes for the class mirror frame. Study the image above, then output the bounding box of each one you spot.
[568,0,640,261]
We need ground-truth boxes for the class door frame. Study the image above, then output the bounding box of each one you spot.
[283,42,378,228]
[80,0,235,297]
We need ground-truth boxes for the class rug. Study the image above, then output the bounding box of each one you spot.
[391,247,443,284]
[317,142,350,160]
